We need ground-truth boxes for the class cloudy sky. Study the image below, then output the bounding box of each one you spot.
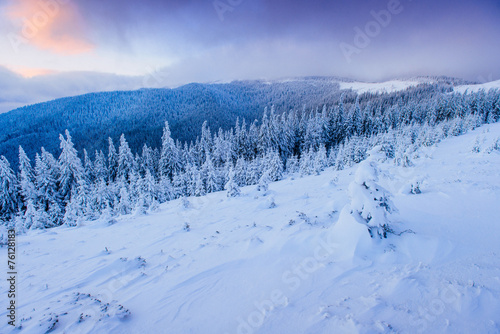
[0,0,499,112]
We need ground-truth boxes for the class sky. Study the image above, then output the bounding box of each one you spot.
[0,0,499,112]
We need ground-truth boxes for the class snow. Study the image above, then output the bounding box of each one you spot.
[454,80,500,93]
[339,80,426,94]
[2,123,500,333]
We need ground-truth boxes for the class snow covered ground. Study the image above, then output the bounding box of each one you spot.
[454,80,500,94]
[2,123,500,334]
[338,80,426,94]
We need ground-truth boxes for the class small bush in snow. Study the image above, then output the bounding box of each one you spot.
[410,181,422,194]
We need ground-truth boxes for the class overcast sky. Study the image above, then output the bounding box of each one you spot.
[0,0,499,112]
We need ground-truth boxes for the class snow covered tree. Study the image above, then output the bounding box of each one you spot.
[83,149,95,183]
[117,186,132,215]
[35,148,62,226]
[0,156,19,222]
[313,145,327,175]
[202,152,219,194]
[285,154,299,174]
[257,169,271,192]
[159,121,181,178]
[225,167,241,197]
[108,138,118,182]
[194,169,205,197]
[246,158,261,185]
[159,174,174,203]
[18,200,45,231]
[262,150,284,182]
[348,146,397,238]
[64,177,93,226]
[92,177,114,215]
[58,130,84,205]
[140,170,158,207]
[299,149,314,176]
[18,146,36,208]
[118,134,135,182]
[93,150,108,182]
[234,157,247,186]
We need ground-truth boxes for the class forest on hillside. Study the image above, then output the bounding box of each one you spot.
[0,84,499,231]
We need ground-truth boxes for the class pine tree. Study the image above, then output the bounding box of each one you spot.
[19,200,40,230]
[234,157,247,186]
[159,174,174,202]
[0,156,19,221]
[108,137,118,182]
[83,149,95,183]
[18,146,36,208]
[313,145,327,175]
[159,121,181,178]
[348,146,397,238]
[64,178,92,226]
[172,171,187,199]
[257,169,271,192]
[35,148,62,227]
[246,158,261,185]
[202,152,219,193]
[262,150,284,181]
[118,134,135,182]
[299,149,314,176]
[141,170,158,206]
[117,187,132,215]
[93,150,108,182]
[334,144,345,171]
[225,167,241,197]
[92,177,113,215]
[285,155,299,174]
[58,130,84,205]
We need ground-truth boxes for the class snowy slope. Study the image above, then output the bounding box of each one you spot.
[338,80,426,94]
[454,80,500,93]
[2,124,500,334]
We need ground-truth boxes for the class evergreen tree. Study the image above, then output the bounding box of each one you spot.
[117,187,132,215]
[117,134,135,182]
[299,149,314,176]
[225,167,241,197]
[285,154,300,174]
[202,152,219,193]
[58,130,84,205]
[94,150,108,182]
[108,137,118,182]
[348,146,397,238]
[313,145,327,175]
[0,156,19,221]
[35,148,62,226]
[159,121,181,178]
[257,169,271,192]
[262,150,284,181]
[234,157,247,186]
[18,146,36,208]
[83,149,95,183]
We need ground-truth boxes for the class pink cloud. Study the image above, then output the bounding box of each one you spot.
[7,0,94,54]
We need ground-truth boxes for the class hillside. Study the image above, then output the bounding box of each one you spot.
[2,122,499,334]
[0,78,343,166]
[0,76,471,167]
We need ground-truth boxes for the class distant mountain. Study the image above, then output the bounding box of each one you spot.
[0,76,464,166]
